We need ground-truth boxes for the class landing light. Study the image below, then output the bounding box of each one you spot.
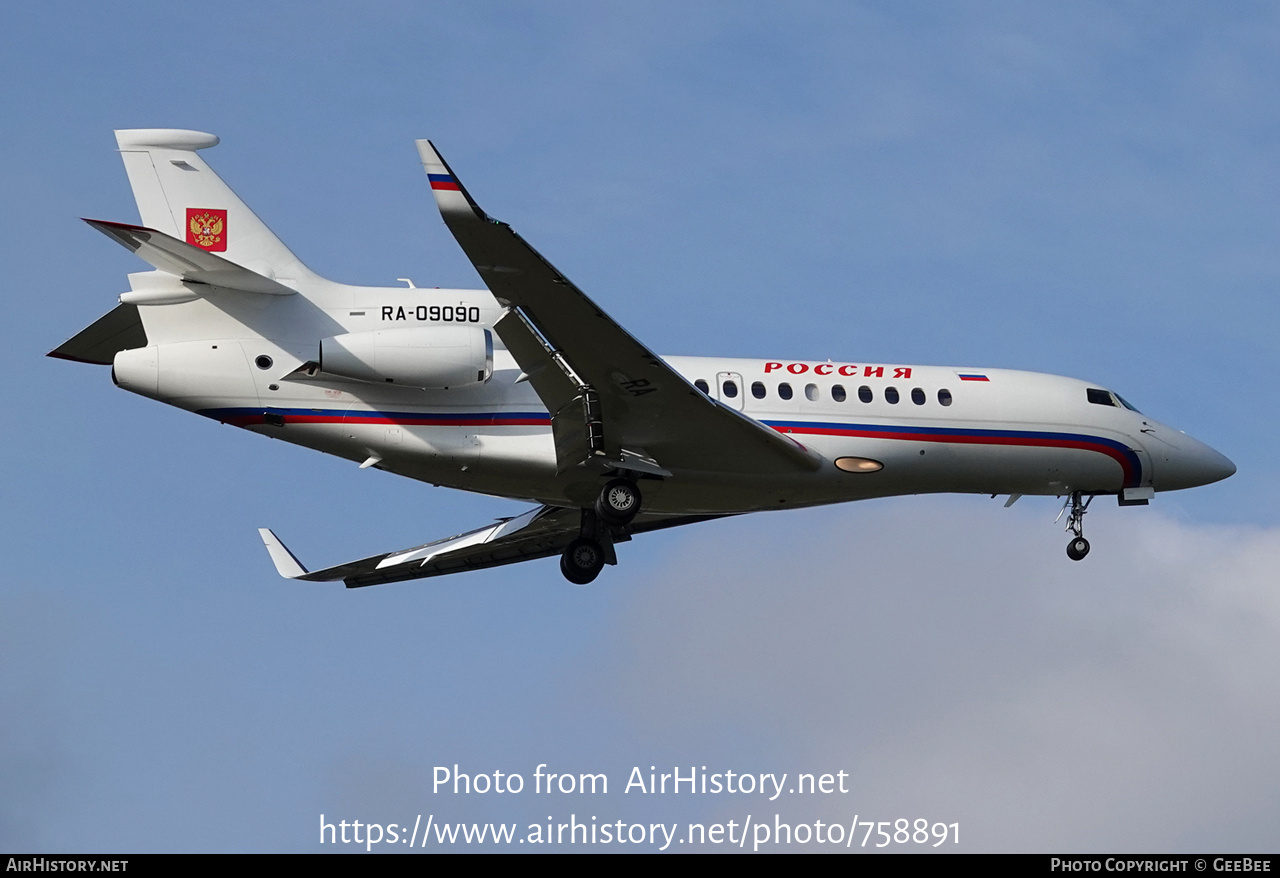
[835,457,883,473]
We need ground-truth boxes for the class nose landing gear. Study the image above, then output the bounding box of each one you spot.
[1058,491,1093,561]
[1067,535,1090,561]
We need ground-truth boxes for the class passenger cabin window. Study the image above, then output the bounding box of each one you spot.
[858,385,873,403]
[778,383,793,400]
[722,379,738,398]
[751,381,766,399]
[1086,388,1116,407]
[832,384,846,402]
[911,387,925,405]
[938,388,953,406]
[885,386,900,404]
[805,384,818,401]
[695,379,709,394]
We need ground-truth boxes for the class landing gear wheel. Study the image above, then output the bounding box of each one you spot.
[1057,491,1095,562]
[561,537,605,585]
[595,479,641,526]
[1066,536,1090,561]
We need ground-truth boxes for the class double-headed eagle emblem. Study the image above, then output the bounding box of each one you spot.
[186,208,227,251]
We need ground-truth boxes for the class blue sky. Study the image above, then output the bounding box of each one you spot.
[3,1,1278,852]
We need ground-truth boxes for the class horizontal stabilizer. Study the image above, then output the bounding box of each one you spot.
[85,219,297,296]
[48,303,147,365]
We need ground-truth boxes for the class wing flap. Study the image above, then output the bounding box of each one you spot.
[492,307,607,474]
[492,308,581,414]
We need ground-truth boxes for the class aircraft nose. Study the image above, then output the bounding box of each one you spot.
[1151,431,1236,491]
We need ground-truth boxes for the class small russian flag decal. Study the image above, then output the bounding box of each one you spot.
[958,374,989,382]
[428,173,460,191]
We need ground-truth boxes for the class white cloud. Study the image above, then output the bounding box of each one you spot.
[606,499,1280,851]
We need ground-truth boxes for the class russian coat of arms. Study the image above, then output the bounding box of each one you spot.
[186,208,227,251]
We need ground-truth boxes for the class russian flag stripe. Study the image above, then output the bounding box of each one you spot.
[427,173,460,191]
[763,419,1142,488]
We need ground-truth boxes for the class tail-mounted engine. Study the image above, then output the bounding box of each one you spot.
[319,326,493,389]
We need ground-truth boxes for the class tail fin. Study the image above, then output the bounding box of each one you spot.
[114,129,317,285]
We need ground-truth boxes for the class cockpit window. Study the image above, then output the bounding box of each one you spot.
[1114,393,1142,414]
[1086,388,1117,407]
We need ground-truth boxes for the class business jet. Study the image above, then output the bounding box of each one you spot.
[50,130,1235,586]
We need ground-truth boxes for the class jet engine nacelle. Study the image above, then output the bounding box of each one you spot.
[113,341,257,406]
[319,326,493,389]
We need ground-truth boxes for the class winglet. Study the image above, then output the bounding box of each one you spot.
[258,528,309,579]
[415,140,488,221]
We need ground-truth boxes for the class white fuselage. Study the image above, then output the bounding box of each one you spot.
[110,283,1233,515]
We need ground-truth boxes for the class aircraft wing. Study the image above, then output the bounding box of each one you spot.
[416,141,821,478]
[260,506,721,587]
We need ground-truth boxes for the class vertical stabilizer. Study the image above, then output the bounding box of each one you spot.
[114,129,317,285]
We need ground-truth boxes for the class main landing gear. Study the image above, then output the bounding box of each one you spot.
[1058,491,1094,561]
[595,478,641,526]
[559,478,643,584]
[560,535,606,585]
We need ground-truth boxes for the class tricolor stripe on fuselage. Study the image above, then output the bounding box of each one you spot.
[763,419,1141,488]
[197,407,1143,488]
[197,407,550,428]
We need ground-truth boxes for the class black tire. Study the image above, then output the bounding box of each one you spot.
[595,479,641,526]
[561,537,605,585]
[1066,537,1090,561]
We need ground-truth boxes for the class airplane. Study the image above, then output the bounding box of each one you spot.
[50,129,1236,586]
